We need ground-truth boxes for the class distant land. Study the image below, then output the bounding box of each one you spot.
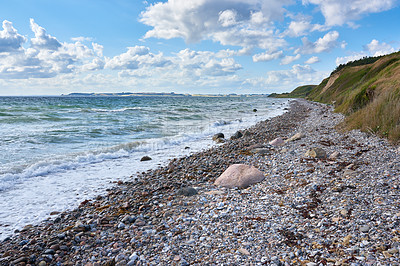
[61,92,269,98]
[268,85,317,98]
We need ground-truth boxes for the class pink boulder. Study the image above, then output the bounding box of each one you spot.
[269,137,284,146]
[214,164,265,188]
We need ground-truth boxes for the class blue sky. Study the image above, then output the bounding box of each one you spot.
[0,0,399,95]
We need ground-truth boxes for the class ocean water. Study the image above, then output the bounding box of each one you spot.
[0,95,289,239]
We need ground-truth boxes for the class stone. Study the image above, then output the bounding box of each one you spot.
[329,151,340,160]
[343,169,356,177]
[250,148,271,155]
[11,257,28,265]
[214,137,225,144]
[49,244,60,251]
[238,248,250,255]
[21,224,33,232]
[305,147,327,159]
[134,219,146,226]
[117,222,125,229]
[140,156,152,162]
[103,259,116,266]
[38,261,47,266]
[383,251,392,258]
[129,253,139,262]
[360,225,371,233]
[343,234,352,246]
[231,131,243,140]
[44,248,55,255]
[122,215,135,224]
[285,132,304,142]
[243,131,252,137]
[212,133,224,141]
[214,164,265,189]
[269,137,285,146]
[388,248,399,254]
[176,187,198,196]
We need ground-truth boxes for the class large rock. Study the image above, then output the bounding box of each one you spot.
[269,137,284,146]
[230,131,243,140]
[176,187,198,196]
[285,132,305,142]
[214,164,265,188]
[213,133,224,140]
[305,148,327,159]
[140,156,152,162]
[212,133,225,143]
[250,148,271,155]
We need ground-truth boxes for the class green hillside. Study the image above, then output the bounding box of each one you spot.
[269,85,317,98]
[306,51,400,142]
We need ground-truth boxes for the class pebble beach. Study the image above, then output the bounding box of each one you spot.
[1,99,400,265]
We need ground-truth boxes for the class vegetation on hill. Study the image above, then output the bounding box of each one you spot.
[268,85,317,98]
[331,54,386,75]
[306,51,400,142]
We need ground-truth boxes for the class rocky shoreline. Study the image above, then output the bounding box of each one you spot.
[1,99,400,265]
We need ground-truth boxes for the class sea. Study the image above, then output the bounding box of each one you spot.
[0,95,289,240]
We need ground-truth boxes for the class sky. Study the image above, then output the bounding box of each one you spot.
[0,0,399,96]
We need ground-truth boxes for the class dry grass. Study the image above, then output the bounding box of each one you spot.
[344,87,400,143]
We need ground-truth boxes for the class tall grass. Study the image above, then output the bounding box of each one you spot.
[344,87,400,143]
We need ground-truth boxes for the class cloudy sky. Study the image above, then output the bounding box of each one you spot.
[0,0,399,95]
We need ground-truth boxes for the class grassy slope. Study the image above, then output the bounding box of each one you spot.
[307,51,400,142]
[269,85,317,98]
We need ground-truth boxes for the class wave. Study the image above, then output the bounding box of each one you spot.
[0,112,13,117]
[0,124,218,192]
[0,138,154,191]
[91,107,142,113]
[213,120,231,127]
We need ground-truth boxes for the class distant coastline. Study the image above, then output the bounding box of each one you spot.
[61,92,270,98]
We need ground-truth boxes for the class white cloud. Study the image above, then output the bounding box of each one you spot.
[140,0,291,51]
[304,56,320,64]
[213,28,287,52]
[296,31,339,54]
[265,64,315,83]
[105,46,171,70]
[286,20,312,37]
[284,17,329,37]
[303,0,397,26]
[0,20,104,79]
[81,58,105,71]
[173,48,242,77]
[365,39,396,56]
[335,54,365,66]
[71,37,93,42]
[250,11,267,25]
[244,64,327,91]
[30,19,61,50]
[252,50,283,62]
[0,20,26,53]
[92,43,104,57]
[0,18,244,85]
[219,9,238,27]
[336,39,396,66]
[280,54,301,65]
